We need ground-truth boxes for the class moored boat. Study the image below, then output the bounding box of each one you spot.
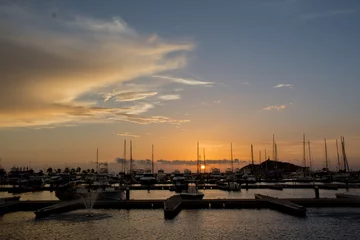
[180,183,204,200]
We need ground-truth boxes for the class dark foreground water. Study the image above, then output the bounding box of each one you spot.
[2,208,360,240]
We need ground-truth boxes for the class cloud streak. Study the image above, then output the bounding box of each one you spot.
[263,105,287,111]
[299,10,355,21]
[152,75,213,86]
[117,132,140,138]
[115,92,158,102]
[0,4,194,128]
[274,84,293,89]
[158,94,180,100]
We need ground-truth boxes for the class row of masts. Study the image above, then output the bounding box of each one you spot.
[98,135,349,174]
[303,134,350,173]
[120,140,153,173]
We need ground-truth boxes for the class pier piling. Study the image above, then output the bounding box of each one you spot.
[314,186,319,199]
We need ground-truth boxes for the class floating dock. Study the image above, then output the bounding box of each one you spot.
[164,195,182,219]
[0,196,20,215]
[34,199,83,219]
[255,194,307,217]
[268,184,284,191]
[1,197,360,218]
[335,193,360,200]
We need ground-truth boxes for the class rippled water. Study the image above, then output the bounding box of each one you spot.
[2,208,360,240]
[2,189,360,239]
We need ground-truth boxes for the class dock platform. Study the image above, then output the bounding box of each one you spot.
[164,195,182,219]
[34,199,83,219]
[255,194,307,217]
[0,196,20,215]
[335,193,360,201]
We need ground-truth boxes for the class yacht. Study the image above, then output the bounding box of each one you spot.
[156,169,167,183]
[140,172,157,185]
[184,169,192,180]
[180,183,204,200]
[55,179,124,201]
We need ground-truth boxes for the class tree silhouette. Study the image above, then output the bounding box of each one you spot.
[46,167,53,174]
[76,167,81,173]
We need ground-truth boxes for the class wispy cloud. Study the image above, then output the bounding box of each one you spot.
[274,84,294,89]
[117,132,140,138]
[0,4,194,128]
[152,75,213,86]
[115,92,157,102]
[158,94,180,100]
[299,10,355,21]
[263,104,287,111]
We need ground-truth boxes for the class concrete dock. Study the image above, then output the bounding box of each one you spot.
[255,194,307,217]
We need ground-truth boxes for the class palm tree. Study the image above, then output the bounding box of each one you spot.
[90,168,95,173]
[46,167,53,175]
[56,168,61,173]
[76,167,81,173]
[64,167,70,173]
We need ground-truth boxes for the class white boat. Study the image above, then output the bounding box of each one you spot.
[180,183,204,200]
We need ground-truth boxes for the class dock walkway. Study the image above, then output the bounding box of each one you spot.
[34,199,83,219]
[164,195,182,219]
[255,194,307,217]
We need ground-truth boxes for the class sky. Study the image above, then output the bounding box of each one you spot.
[0,0,359,172]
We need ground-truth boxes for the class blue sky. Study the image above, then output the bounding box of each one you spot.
[0,0,359,171]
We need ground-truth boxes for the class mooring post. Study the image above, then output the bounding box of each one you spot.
[126,187,130,200]
[314,186,319,199]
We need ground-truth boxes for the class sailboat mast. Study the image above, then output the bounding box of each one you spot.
[251,144,254,173]
[152,144,154,173]
[336,139,340,171]
[303,134,306,168]
[123,140,127,173]
[272,134,275,160]
[265,149,267,160]
[203,148,206,172]
[308,141,312,172]
[259,150,261,165]
[324,138,328,171]
[130,140,133,172]
[341,136,349,172]
[197,141,200,174]
[275,143,278,169]
[96,148,99,173]
[230,143,234,172]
